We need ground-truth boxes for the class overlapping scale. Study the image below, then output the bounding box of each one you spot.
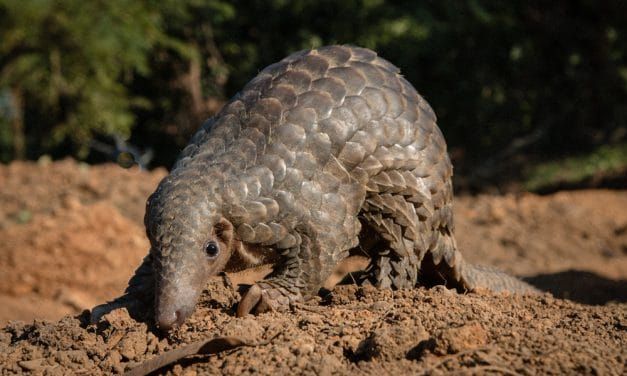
[160,45,460,296]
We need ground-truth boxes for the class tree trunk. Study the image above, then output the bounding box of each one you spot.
[10,86,25,160]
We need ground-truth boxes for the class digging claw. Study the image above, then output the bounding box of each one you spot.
[236,282,296,317]
[237,284,263,317]
[90,302,119,324]
[90,295,149,324]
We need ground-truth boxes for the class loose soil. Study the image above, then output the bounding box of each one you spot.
[0,160,625,375]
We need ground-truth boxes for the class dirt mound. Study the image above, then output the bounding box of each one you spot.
[0,158,167,228]
[0,160,625,374]
[1,282,624,375]
[455,191,627,304]
[0,160,166,324]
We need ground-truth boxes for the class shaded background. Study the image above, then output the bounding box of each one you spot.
[1,0,626,192]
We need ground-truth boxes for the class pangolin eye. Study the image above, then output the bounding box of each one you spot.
[204,241,220,258]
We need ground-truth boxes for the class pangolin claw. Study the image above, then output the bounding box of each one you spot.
[237,282,296,316]
[237,284,263,317]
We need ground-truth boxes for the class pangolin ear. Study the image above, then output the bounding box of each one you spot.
[214,217,234,245]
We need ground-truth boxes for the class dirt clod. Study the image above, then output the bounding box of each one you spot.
[431,323,489,355]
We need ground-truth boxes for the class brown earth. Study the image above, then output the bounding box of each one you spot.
[0,159,625,375]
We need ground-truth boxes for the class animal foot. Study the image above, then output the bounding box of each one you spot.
[90,294,151,324]
[236,281,302,317]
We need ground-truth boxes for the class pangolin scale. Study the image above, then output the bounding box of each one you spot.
[92,45,537,330]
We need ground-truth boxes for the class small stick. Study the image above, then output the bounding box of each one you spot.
[450,365,522,376]
[420,347,493,376]
[124,332,279,376]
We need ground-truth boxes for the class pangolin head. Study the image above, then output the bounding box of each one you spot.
[145,172,233,331]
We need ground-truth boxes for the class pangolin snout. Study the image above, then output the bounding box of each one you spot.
[156,303,195,331]
[155,279,202,331]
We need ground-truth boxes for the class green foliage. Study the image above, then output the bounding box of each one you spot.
[1,0,626,189]
[524,143,627,191]
[0,0,165,157]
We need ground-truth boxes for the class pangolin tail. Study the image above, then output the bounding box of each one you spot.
[459,262,540,294]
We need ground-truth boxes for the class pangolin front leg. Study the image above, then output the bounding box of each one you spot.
[237,233,333,316]
[90,254,155,323]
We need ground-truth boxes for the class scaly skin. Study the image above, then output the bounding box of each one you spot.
[91,45,538,331]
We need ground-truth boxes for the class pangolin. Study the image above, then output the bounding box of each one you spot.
[93,45,537,331]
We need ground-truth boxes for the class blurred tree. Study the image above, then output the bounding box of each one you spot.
[0,0,165,159]
[127,0,237,166]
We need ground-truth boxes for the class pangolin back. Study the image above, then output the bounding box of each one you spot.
[157,45,535,295]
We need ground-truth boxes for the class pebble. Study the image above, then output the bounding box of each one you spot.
[18,359,44,371]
